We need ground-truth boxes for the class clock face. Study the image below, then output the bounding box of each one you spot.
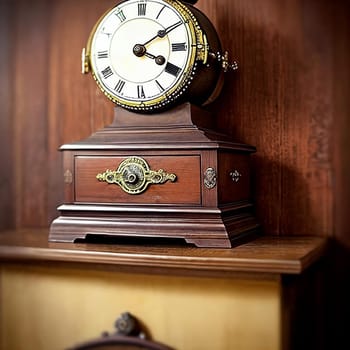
[89,0,199,111]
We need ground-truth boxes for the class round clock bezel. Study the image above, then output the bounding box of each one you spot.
[85,0,208,112]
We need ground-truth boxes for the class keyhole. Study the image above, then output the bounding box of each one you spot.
[126,173,137,184]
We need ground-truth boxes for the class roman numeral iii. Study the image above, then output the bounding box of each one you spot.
[172,43,187,51]
[114,80,126,93]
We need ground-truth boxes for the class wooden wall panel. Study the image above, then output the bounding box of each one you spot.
[0,0,15,230]
[333,2,350,247]
[12,0,50,227]
[48,0,115,147]
[0,0,349,240]
[328,4,350,349]
[198,0,335,236]
[46,0,115,221]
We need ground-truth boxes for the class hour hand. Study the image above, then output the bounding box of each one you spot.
[145,52,166,65]
[133,44,166,66]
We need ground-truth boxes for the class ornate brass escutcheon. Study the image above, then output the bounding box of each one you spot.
[64,169,73,184]
[204,167,217,189]
[96,156,177,195]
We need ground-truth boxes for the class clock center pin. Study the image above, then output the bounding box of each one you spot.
[133,44,146,57]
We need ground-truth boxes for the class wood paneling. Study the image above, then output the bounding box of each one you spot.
[46,0,116,224]
[0,0,349,240]
[198,0,336,236]
[13,0,50,227]
[0,0,15,230]
[332,2,350,248]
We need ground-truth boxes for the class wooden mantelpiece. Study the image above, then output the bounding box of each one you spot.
[0,229,327,277]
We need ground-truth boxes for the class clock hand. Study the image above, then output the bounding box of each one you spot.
[141,20,183,46]
[133,44,166,65]
[145,52,166,65]
[157,20,182,38]
[142,34,159,47]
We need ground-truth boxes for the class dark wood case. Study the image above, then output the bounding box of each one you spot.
[49,103,259,247]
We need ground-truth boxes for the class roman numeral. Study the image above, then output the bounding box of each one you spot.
[156,5,165,19]
[165,62,181,77]
[172,43,187,52]
[155,80,165,92]
[114,80,125,93]
[101,27,112,38]
[137,85,146,99]
[101,66,113,79]
[97,50,108,59]
[115,9,126,22]
[138,2,147,16]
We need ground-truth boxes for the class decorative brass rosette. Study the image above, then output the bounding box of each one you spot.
[96,156,177,194]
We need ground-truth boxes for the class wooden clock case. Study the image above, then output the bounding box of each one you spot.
[49,103,259,248]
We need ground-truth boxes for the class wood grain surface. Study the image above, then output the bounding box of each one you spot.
[0,228,327,275]
[0,0,348,244]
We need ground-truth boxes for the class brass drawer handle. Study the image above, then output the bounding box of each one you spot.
[96,156,177,195]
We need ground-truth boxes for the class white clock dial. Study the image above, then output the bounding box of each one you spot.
[89,0,199,111]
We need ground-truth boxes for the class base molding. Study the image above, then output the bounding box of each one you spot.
[49,204,259,248]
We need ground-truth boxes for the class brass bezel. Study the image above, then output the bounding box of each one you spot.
[84,0,208,112]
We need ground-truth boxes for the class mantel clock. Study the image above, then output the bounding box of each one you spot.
[49,0,259,248]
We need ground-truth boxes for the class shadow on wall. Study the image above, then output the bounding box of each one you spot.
[204,0,333,237]
[325,241,350,350]
[250,156,323,236]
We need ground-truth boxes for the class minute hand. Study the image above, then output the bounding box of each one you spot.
[158,20,183,38]
[142,21,183,46]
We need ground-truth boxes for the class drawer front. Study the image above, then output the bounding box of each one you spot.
[75,155,201,205]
